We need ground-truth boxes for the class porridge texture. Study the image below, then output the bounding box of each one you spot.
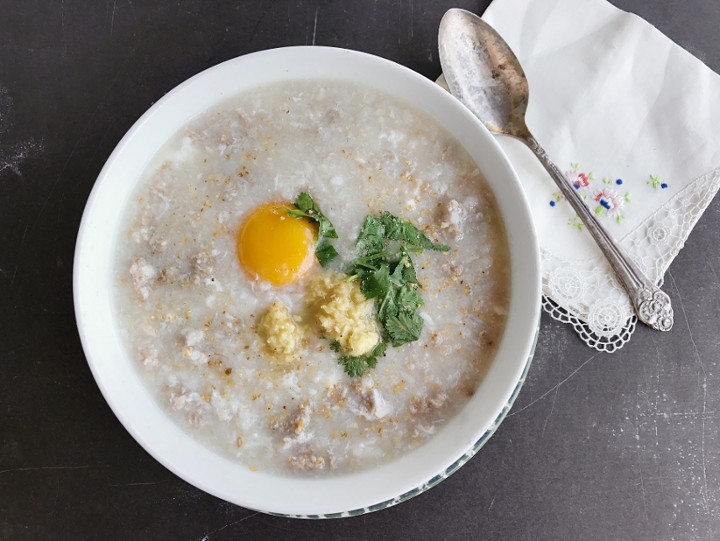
[115,79,510,475]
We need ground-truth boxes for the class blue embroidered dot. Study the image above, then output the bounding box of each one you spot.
[549,200,556,207]
[600,200,611,210]
[616,179,623,185]
[573,183,580,190]
[661,183,668,189]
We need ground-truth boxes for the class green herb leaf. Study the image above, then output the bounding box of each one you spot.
[356,215,385,255]
[337,341,387,377]
[340,211,450,375]
[294,192,315,213]
[360,265,390,300]
[385,311,424,346]
[377,288,397,323]
[379,212,449,252]
[338,356,370,378]
[287,192,338,239]
[315,239,339,268]
[396,285,423,312]
[391,249,417,285]
[287,192,339,265]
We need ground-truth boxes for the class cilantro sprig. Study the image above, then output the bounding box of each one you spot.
[285,197,449,378]
[286,192,339,266]
[331,340,387,378]
[339,212,449,376]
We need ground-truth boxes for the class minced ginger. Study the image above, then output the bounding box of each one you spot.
[306,271,379,357]
[256,271,380,362]
[257,300,303,360]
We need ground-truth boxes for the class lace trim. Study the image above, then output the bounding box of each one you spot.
[542,165,720,352]
[630,165,720,282]
[542,295,637,353]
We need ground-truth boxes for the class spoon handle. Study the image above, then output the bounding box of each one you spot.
[524,133,674,332]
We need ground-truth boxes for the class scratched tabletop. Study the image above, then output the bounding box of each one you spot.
[2,1,720,540]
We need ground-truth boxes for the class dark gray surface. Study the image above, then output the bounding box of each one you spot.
[1,1,719,540]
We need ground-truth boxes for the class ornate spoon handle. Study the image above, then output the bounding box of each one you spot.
[524,133,674,331]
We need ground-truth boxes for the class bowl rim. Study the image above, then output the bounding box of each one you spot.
[73,45,541,517]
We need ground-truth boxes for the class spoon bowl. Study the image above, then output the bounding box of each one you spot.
[438,8,674,332]
[438,9,529,138]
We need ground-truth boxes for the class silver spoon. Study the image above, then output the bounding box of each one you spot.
[438,8,673,332]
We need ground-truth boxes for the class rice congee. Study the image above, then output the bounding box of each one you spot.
[115,79,510,475]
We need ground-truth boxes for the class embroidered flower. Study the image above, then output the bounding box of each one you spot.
[648,174,669,189]
[548,163,665,228]
[568,216,584,231]
[592,187,624,217]
[565,168,591,190]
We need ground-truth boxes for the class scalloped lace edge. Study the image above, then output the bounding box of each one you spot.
[542,165,720,352]
[542,295,638,353]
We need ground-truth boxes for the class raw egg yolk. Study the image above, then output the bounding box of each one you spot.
[237,202,317,286]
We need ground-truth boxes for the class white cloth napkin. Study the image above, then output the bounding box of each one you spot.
[476,0,720,351]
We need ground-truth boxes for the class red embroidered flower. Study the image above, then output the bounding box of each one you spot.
[565,169,590,190]
[576,173,589,188]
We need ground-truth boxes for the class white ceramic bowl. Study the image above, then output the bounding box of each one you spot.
[74,46,540,518]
